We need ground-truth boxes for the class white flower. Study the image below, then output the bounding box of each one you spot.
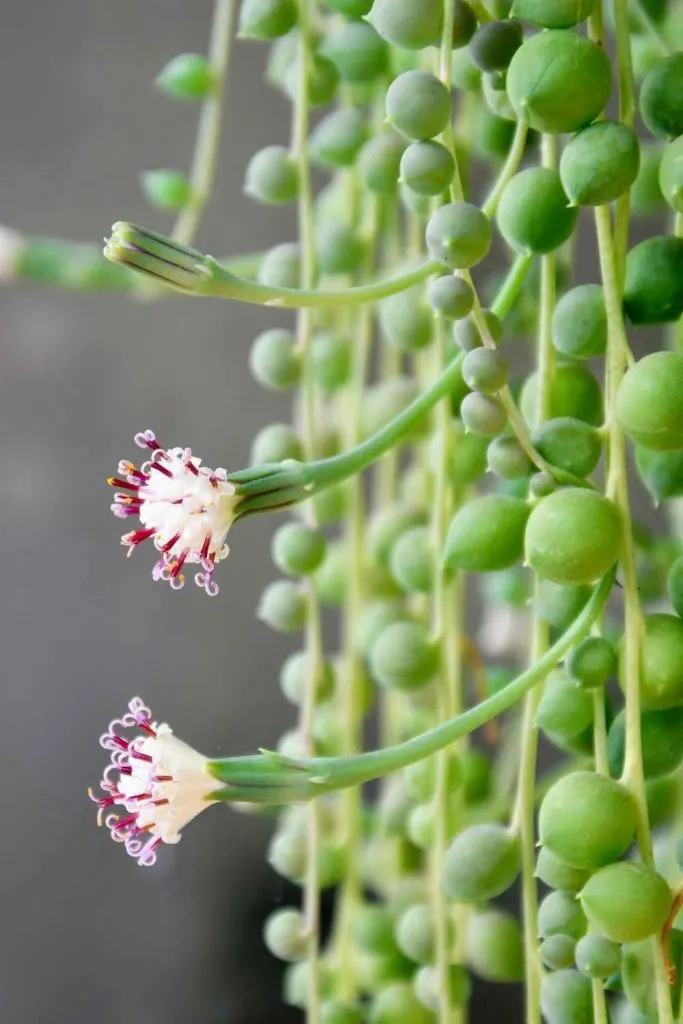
[108,429,240,595]
[90,697,222,866]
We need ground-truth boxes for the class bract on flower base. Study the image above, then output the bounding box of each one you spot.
[108,429,240,595]
[90,697,221,866]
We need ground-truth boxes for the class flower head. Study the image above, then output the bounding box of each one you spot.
[90,697,221,866]
[109,429,240,596]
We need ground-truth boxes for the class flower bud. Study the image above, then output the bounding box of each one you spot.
[443,824,521,903]
[539,771,637,870]
[155,53,214,99]
[445,494,529,572]
[525,488,621,586]
[507,31,612,133]
[579,863,671,943]
[239,0,298,39]
[257,579,307,632]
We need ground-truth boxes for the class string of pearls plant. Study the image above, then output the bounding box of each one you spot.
[8,0,683,1020]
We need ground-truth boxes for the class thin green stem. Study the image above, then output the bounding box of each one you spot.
[514,137,555,1024]
[172,0,237,245]
[482,116,529,219]
[431,317,460,1024]
[209,570,615,796]
[293,3,323,1019]
[595,193,674,1023]
[491,252,535,322]
[333,197,378,1005]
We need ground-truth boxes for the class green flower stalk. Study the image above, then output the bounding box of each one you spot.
[104,221,442,307]
[208,569,615,801]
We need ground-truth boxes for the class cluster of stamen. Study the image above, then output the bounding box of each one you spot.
[108,429,238,596]
[89,697,218,867]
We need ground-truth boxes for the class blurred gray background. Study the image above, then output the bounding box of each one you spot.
[0,2,306,1020]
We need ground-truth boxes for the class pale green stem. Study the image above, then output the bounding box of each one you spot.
[434,15,466,1020]
[438,0,465,204]
[209,571,615,797]
[676,213,683,239]
[431,321,460,1024]
[594,198,674,1024]
[293,3,323,1018]
[482,116,529,218]
[513,134,556,1024]
[172,0,237,244]
[333,197,378,1004]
